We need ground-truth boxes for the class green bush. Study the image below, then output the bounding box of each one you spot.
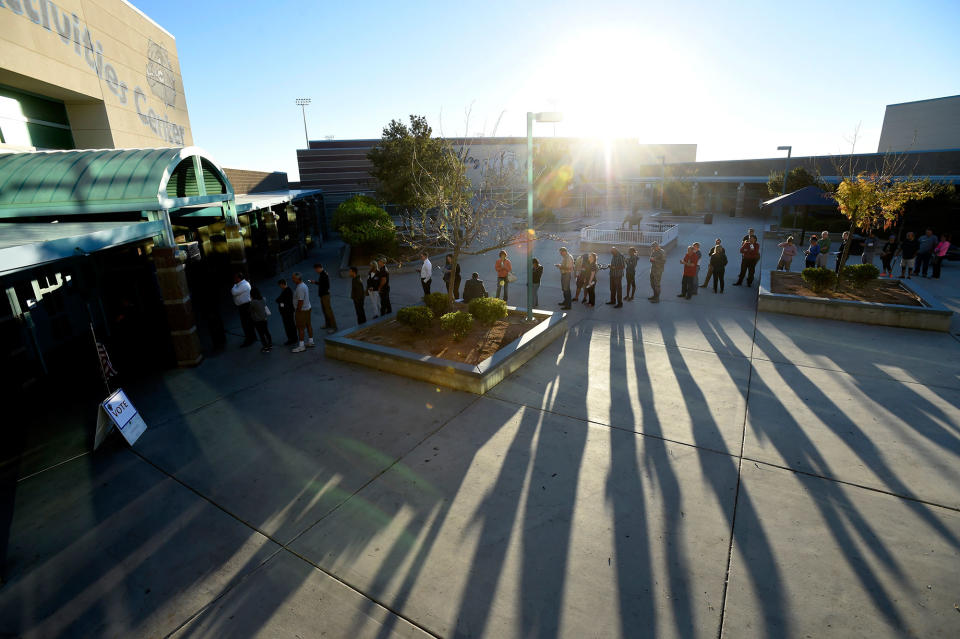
[396,306,434,333]
[841,263,880,288]
[423,291,452,316]
[467,297,508,326]
[801,267,837,293]
[440,311,474,340]
[533,208,556,225]
[332,195,396,252]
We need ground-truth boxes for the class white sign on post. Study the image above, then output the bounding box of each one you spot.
[95,388,147,448]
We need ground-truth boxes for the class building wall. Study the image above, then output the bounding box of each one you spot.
[0,0,192,150]
[223,168,289,194]
[877,95,960,153]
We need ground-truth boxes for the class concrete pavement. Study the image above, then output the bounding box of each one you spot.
[2,215,959,638]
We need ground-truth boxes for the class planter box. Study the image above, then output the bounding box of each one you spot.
[758,273,953,332]
[324,307,568,394]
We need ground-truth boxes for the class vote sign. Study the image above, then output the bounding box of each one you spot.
[99,388,147,446]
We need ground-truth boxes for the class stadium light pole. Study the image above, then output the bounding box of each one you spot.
[296,98,311,148]
[778,145,792,227]
[527,111,563,322]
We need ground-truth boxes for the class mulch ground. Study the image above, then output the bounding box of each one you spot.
[770,272,924,306]
[347,306,543,365]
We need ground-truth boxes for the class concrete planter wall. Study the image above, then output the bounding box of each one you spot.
[324,307,568,394]
[758,273,953,332]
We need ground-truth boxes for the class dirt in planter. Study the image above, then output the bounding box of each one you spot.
[770,272,924,306]
[347,306,545,365]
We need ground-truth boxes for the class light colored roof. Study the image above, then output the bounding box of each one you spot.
[0,221,164,275]
[0,147,233,218]
[234,189,323,214]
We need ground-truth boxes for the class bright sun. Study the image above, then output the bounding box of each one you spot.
[528,28,695,141]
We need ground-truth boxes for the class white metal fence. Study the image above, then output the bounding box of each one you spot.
[580,221,678,247]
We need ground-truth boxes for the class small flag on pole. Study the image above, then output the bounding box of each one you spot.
[97,341,117,378]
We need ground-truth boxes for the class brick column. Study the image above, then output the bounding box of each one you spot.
[735,183,745,217]
[224,222,247,276]
[691,182,699,212]
[153,246,202,367]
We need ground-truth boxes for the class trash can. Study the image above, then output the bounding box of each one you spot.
[704,213,713,225]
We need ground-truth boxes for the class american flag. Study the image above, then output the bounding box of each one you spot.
[97,342,117,378]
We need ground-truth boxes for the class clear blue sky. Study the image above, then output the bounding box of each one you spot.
[135,0,960,181]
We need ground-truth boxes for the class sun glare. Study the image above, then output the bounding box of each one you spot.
[528,28,695,141]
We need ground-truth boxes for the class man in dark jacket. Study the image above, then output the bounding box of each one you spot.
[310,263,338,333]
[377,258,392,314]
[606,246,625,307]
[462,272,488,303]
[275,279,298,345]
[349,266,366,325]
[897,231,920,279]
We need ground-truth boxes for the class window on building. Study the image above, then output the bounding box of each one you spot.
[0,85,75,150]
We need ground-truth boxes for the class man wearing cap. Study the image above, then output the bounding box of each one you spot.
[648,242,666,303]
[606,246,625,308]
[556,247,574,309]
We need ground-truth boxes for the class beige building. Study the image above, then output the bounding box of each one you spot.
[0,0,192,151]
[877,95,960,153]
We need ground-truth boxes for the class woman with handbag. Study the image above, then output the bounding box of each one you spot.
[444,254,462,298]
[495,250,513,302]
[584,253,598,307]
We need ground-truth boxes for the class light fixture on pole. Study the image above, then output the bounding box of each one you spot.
[657,155,666,210]
[527,111,562,322]
[296,98,311,148]
[777,145,792,226]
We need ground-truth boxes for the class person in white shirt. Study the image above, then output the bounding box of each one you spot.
[231,273,256,347]
[290,271,315,353]
[420,253,432,296]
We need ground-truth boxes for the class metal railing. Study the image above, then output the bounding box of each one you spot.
[580,221,678,247]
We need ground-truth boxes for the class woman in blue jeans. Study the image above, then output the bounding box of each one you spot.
[495,250,512,301]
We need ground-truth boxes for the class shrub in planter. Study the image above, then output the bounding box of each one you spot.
[841,263,880,288]
[440,311,474,340]
[801,267,837,293]
[396,306,434,333]
[423,291,452,316]
[468,297,508,326]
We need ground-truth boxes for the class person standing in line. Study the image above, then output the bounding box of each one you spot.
[625,247,639,300]
[290,271,314,353]
[742,227,756,243]
[495,250,512,301]
[861,230,878,266]
[420,252,433,296]
[734,234,760,286]
[556,247,574,309]
[648,241,666,303]
[606,246,625,307]
[443,254,462,298]
[880,235,898,276]
[462,272,488,303]
[932,233,951,279]
[709,240,728,293]
[583,253,598,307]
[805,236,820,269]
[816,231,832,268]
[691,242,702,295]
[834,231,851,273]
[897,231,920,279]
[275,279,298,346]
[248,287,273,352]
[377,258,392,314]
[573,253,587,302]
[777,236,798,271]
[310,263,338,333]
[531,258,543,307]
[914,228,938,277]
[366,261,381,318]
[678,245,699,299]
[231,272,256,347]
[349,266,367,325]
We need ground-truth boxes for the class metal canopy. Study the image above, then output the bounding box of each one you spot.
[234,188,323,214]
[0,147,235,218]
[0,221,164,275]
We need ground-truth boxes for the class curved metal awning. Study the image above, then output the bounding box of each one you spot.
[0,147,235,218]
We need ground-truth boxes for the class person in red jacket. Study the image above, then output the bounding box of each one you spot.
[677,245,700,299]
[734,234,760,287]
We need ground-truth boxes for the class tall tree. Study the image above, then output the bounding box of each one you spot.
[767,166,826,196]
[367,115,449,212]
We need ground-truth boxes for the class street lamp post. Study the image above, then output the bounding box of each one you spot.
[777,145,792,226]
[527,111,562,322]
[657,155,666,210]
[296,98,311,148]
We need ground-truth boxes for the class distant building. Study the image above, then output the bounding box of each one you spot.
[877,95,960,153]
